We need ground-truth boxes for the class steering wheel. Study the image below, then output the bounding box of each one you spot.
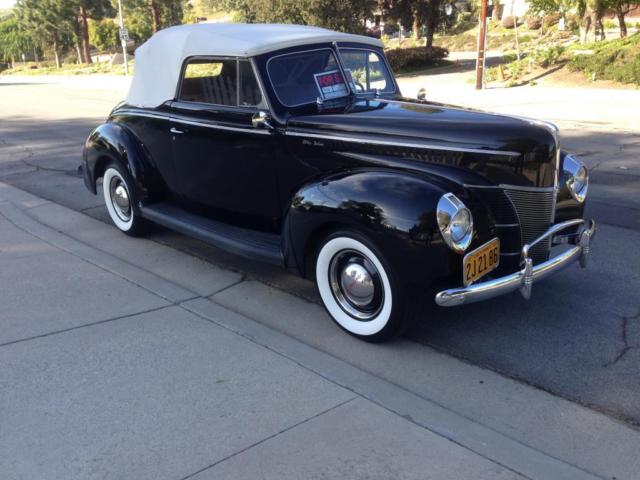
[355,82,366,92]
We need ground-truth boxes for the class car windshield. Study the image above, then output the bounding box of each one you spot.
[338,48,395,94]
[267,49,350,107]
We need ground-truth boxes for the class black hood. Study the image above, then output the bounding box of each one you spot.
[287,98,559,188]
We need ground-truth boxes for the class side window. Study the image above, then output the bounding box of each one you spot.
[179,58,237,106]
[238,60,263,107]
[339,49,393,93]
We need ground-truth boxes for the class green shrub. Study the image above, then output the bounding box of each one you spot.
[568,33,640,85]
[543,13,561,26]
[89,20,119,52]
[532,45,565,67]
[385,46,449,72]
[526,16,542,30]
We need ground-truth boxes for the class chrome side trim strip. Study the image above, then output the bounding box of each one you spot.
[117,110,168,121]
[171,117,271,135]
[464,184,556,192]
[115,110,271,135]
[435,219,596,307]
[285,131,521,157]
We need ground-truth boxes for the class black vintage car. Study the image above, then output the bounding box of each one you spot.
[82,23,595,341]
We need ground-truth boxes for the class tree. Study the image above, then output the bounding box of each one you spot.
[73,0,115,64]
[385,0,446,47]
[579,0,606,42]
[230,0,374,34]
[89,19,119,51]
[122,0,186,43]
[605,0,639,37]
[527,0,576,25]
[16,0,76,68]
[0,17,35,67]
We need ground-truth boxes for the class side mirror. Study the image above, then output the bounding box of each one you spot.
[417,88,427,101]
[252,111,273,130]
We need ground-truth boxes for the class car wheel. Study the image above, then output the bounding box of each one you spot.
[102,162,148,236]
[315,231,409,342]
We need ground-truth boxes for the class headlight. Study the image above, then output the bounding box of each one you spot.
[437,193,474,253]
[563,154,589,203]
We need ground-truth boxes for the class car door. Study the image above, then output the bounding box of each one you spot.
[169,57,279,232]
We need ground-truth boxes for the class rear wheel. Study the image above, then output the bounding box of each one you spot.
[315,231,410,342]
[102,162,149,236]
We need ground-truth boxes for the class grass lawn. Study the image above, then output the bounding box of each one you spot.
[1,60,134,76]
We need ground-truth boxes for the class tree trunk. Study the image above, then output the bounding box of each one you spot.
[412,12,420,39]
[597,17,605,40]
[72,19,82,64]
[491,0,501,21]
[425,24,435,47]
[580,15,591,43]
[52,37,61,69]
[150,0,161,33]
[617,8,627,37]
[424,0,440,48]
[79,4,92,63]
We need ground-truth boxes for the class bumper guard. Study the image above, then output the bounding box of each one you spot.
[435,218,596,307]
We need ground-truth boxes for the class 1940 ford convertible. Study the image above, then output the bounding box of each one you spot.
[82,23,596,341]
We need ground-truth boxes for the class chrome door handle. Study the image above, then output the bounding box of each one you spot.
[170,127,184,135]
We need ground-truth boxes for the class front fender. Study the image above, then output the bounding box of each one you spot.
[286,169,466,291]
[82,122,156,202]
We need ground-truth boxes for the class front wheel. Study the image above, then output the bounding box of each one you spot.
[102,162,149,236]
[315,231,410,342]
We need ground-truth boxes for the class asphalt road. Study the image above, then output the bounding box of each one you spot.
[1,76,639,427]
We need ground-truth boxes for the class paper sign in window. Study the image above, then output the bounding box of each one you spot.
[313,70,349,100]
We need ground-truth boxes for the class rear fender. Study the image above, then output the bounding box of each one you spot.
[82,122,156,202]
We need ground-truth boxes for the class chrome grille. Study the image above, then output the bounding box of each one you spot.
[504,187,555,263]
[469,186,556,265]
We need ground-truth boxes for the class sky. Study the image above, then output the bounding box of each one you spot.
[0,0,15,9]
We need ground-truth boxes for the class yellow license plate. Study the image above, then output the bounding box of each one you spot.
[463,238,500,286]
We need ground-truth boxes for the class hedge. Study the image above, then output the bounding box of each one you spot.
[385,46,449,72]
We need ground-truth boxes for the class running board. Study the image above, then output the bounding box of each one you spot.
[139,202,284,266]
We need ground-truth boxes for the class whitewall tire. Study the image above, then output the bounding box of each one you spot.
[315,232,408,341]
[102,163,148,236]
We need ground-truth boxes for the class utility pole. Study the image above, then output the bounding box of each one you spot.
[475,0,488,89]
[117,0,129,76]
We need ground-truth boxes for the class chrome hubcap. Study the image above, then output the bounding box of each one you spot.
[329,250,383,320]
[109,176,131,222]
[340,263,375,307]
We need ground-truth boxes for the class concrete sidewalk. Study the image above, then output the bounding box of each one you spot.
[0,181,638,480]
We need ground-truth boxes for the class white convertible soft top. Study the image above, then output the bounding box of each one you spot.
[127,23,382,108]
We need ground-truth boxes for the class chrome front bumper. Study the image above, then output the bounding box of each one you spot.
[435,219,596,307]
